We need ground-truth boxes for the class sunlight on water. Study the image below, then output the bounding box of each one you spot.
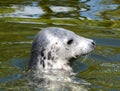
[50,6,77,13]
[0,2,45,18]
[0,0,120,91]
[81,0,119,20]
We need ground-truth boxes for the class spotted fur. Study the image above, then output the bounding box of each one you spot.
[29,27,95,72]
[28,27,95,91]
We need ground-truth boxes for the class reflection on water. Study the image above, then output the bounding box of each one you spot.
[50,6,77,13]
[0,0,119,20]
[81,0,119,20]
[0,2,45,18]
[0,0,120,91]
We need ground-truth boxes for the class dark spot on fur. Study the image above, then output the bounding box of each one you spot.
[55,48,60,52]
[47,62,53,67]
[43,56,46,60]
[40,49,45,57]
[65,48,69,50]
[51,56,54,60]
[40,60,45,68]
[52,60,56,63]
[48,51,51,60]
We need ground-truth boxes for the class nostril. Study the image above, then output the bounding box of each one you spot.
[91,42,96,47]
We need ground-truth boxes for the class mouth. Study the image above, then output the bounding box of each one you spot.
[74,53,89,58]
[81,53,89,56]
[68,53,90,66]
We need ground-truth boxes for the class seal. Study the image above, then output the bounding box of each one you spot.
[28,27,96,90]
[29,27,95,71]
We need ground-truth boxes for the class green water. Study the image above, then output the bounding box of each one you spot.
[0,0,120,91]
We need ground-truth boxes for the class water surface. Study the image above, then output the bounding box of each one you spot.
[0,0,120,91]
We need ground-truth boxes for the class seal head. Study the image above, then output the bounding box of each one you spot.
[29,27,95,72]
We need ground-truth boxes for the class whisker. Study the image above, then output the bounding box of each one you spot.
[81,54,90,63]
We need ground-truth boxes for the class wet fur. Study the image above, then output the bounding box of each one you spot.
[28,27,95,91]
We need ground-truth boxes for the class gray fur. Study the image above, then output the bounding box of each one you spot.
[28,27,95,91]
[29,27,95,72]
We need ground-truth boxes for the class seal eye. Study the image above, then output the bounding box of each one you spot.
[67,39,73,45]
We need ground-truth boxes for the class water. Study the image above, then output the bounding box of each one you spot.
[0,0,120,91]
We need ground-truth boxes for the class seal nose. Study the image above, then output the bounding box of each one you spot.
[91,41,96,48]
